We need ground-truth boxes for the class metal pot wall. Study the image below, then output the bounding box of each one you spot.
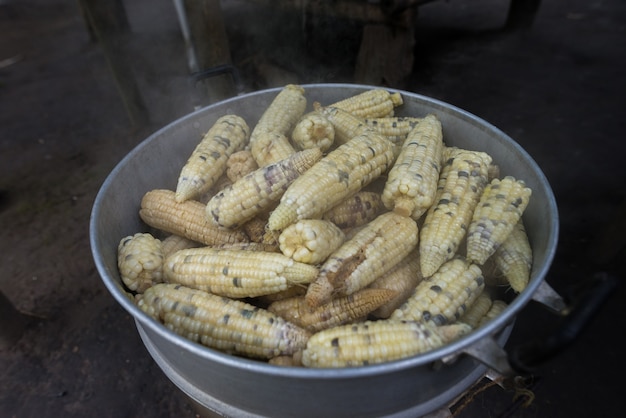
[90,84,559,417]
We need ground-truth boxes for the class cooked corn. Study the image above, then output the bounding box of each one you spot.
[206,148,322,229]
[321,191,384,230]
[139,189,249,246]
[278,219,346,264]
[268,129,394,231]
[160,234,201,258]
[305,212,419,308]
[137,283,310,359]
[242,216,280,250]
[300,319,469,368]
[117,232,164,293]
[268,288,396,332]
[391,257,485,326]
[291,111,335,152]
[250,131,297,168]
[458,290,493,328]
[226,149,258,182]
[364,116,422,143]
[382,114,444,219]
[163,247,319,298]
[419,147,492,277]
[175,115,249,202]
[318,106,370,145]
[493,220,532,292]
[466,176,532,265]
[327,89,403,118]
[478,299,508,327]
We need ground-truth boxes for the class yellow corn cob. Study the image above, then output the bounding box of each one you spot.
[466,176,532,265]
[267,129,395,231]
[249,84,307,166]
[137,283,310,359]
[493,220,533,293]
[163,247,319,298]
[419,147,492,277]
[268,288,396,333]
[368,248,422,319]
[327,89,403,118]
[478,299,508,327]
[139,189,249,246]
[391,257,485,326]
[175,115,250,202]
[160,234,201,258]
[458,290,493,329]
[382,114,444,220]
[206,148,322,229]
[226,149,258,182]
[363,116,422,143]
[301,319,470,368]
[321,191,384,230]
[305,212,419,308]
[117,233,164,293]
[317,106,370,145]
[291,111,335,152]
[278,219,346,264]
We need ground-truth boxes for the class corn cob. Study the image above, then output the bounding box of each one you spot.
[466,176,532,265]
[368,248,422,319]
[317,106,370,145]
[163,247,319,298]
[137,283,310,359]
[478,299,508,327]
[418,147,492,277]
[249,84,307,166]
[160,234,201,258]
[291,111,335,152]
[391,257,485,326]
[206,148,322,229]
[382,114,444,220]
[327,89,403,118]
[493,220,533,293]
[254,285,307,305]
[175,115,250,202]
[268,129,395,231]
[321,191,384,230]
[139,189,249,246]
[268,288,396,333]
[242,216,280,250]
[278,219,346,264]
[363,116,422,143]
[458,290,493,328]
[117,233,164,293]
[226,149,258,182]
[300,319,470,368]
[305,212,419,308]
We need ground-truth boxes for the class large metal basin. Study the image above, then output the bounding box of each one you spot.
[90,84,558,417]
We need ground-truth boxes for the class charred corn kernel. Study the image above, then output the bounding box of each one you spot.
[117,233,164,293]
[318,106,369,145]
[226,150,258,182]
[493,220,532,293]
[268,288,396,333]
[391,257,485,326]
[292,112,335,152]
[163,247,319,298]
[419,147,492,277]
[140,189,249,246]
[278,219,345,264]
[466,176,532,265]
[368,248,422,319]
[160,234,201,258]
[458,290,493,328]
[250,84,307,166]
[175,115,250,202]
[268,129,394,231]
[301,319,467,368]
[305,212,419,308]
[138,283,310,359]
[322,191,384,230]
[478,299,508,326]
[206,148,323,229]
[364,116,422,143]
[328,89,403,118]
[382,114,444,220]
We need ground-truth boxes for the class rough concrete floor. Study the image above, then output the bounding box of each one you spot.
[1,0,625,417]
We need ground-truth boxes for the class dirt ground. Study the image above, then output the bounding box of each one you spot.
[1,0,625,417]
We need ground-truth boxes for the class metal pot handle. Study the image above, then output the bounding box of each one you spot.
[461,271,618,377]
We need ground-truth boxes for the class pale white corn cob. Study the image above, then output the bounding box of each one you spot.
[226,149,259,182]
[458,290,493,328]
[493,220,533,292]
[160,235,201,258]
[278,219,346,264]
[292,111,335,152]
[327,89,403,118]
[478,300,508,326]
[117,233,164,293]
[321,191,384,230]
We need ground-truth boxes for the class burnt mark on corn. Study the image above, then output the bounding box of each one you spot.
[331,337,340,347]
[233,277,243,288]
[430,285,442,293]
[240,308,255,319]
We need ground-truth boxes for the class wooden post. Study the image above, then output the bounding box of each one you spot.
[77,0,149,127]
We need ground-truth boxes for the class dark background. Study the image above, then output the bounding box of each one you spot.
[1,0,625,416]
